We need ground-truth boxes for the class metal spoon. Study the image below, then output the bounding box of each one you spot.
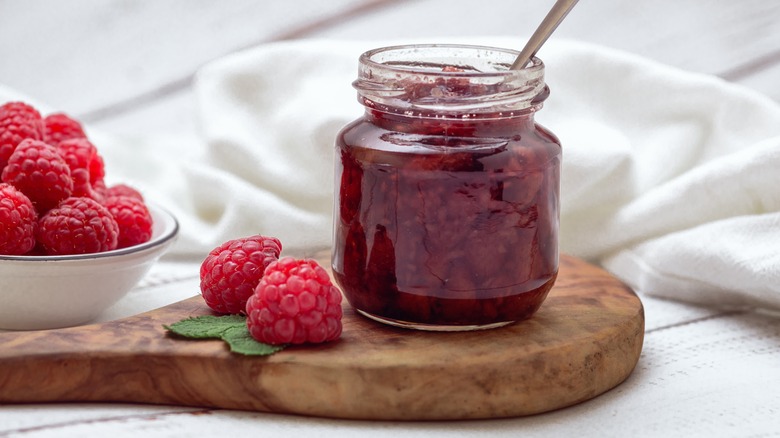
[511,0,580,70]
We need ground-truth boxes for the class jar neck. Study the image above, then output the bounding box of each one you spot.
[353,44,548,135]
[364,106,540,137]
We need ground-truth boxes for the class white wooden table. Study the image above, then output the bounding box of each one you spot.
[1,1,779,436]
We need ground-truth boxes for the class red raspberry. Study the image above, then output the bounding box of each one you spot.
[43,113,87,146]
[103,195,153,248]
[88,150,105,186]
[106,183,144,201]
[200,235,282,315]
[0,102,44,170]
[93,178,108,198]
[56,138,103,200]
[0,183,37,255]
[247,257,343,345]
[1,139,73,212]
[37,197,119,255]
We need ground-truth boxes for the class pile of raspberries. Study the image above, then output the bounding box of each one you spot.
[200,235,343,345]
[0,101,153,256]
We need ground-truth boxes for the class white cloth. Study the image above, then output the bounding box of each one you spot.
[184,37,780,311]
[5,37,780,311]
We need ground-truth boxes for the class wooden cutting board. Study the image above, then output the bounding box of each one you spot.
[0,254,643,420]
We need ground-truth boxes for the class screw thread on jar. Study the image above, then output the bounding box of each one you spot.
[354,44,548,120]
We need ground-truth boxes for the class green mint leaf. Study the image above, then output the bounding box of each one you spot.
[164,315,286,356]
[222,326,286,355]
[164,315,246,339]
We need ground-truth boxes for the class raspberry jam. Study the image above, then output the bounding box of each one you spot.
[332,45,561,330]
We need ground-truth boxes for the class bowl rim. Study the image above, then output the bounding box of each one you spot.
[0,202,179,262]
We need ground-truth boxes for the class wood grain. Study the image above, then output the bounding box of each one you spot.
[0,254,643,420]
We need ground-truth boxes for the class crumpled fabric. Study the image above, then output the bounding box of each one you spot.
[5,37,779,310]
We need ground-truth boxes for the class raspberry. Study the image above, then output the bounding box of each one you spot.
[0,102,44,170]
[37,197,119,255]
[0,183,37,255]
[56,138,102,199]
[200,235,282,315]
[43,113,87,146]
[88,150,105,186]
[103,195,153,248]
[1,139,73,212]
[93,178,108,198]
[247,257,343,345]
[106,183,144,201]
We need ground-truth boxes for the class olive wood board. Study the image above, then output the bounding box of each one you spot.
[0,254,644,420]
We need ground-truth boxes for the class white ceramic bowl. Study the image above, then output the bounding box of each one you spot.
[0,203,179,330]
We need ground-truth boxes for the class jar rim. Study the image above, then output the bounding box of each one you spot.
[359,43,544,78]
[354,43,547,117]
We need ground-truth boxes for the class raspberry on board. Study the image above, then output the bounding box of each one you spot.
[200,235,283,315]
[247,257,343,345]
[0,183,37,255]
[43,113,87,146]
[1,139,73,213]
[37,197,119,255]
[103,195,153,248]
[0,101,44,171]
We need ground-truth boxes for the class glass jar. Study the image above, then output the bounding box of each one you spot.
[332,44,561,331]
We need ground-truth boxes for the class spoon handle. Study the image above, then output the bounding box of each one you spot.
[511,0,580,70]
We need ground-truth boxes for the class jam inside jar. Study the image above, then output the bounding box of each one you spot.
[332,44,561,330]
